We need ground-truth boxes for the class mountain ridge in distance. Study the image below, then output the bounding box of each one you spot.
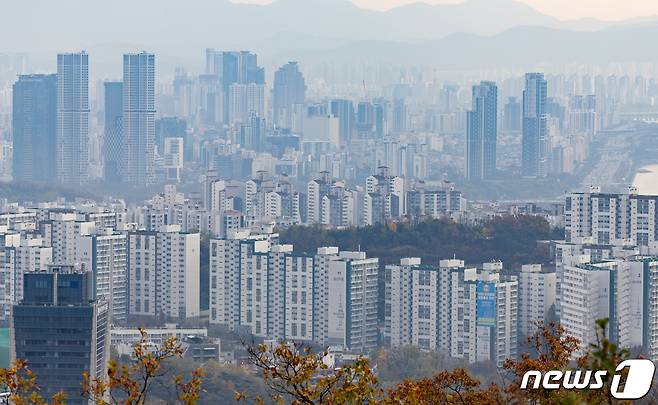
[1,0,650,53]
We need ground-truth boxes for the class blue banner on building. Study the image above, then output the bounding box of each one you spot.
[476,281,496,327]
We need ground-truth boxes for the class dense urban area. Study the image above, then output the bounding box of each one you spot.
[4,0,658,403]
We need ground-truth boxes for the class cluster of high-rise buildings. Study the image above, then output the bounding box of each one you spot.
[555,186,658,357]
[7,44,658,402]
[13,52,157,187]
[5,172,658,399]
[4,47,658,193]
[0,198,201,401]
[465,73,600,180]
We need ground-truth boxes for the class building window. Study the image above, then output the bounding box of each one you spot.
[418,272,431,286]
[418,305,431,319]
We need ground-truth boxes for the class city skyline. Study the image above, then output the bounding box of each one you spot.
[4,1,658,402]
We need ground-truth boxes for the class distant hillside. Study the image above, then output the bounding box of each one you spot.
[5,0,658,75]
[0,181,98,203]
[1,0,574,52]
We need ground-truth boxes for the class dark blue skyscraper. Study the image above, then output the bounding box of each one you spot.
[104,81,122,182]
[12,271,109,405]
[272,61,306,130]
[12,74,57,183]
[329,99,354,143]
[522,73,548,178]
[356,101,374,138]
[466,81,497,180]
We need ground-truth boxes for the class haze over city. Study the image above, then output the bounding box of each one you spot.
[2,0,658,403]
[235,0,658,20]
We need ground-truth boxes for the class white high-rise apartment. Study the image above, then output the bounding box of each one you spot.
[387,257,438,350]
[77,229,128,324]
[565,186,658,249]
[128,225,200,320]
[209,231,274,331]
[40,212,95,264]
[406,185,464,220]
[307,172,331,224]
[209,233,379,353]
[0,237,51,321]
[553,240,638,320]
[559,257,658,357]
[122,52,155,186]
[320,250,379,352]
[163,137,183,183]
[386,258,518,366]
[364,166,404,225]
[386,258,467,350]
[518,264,556,337]
[561,260,626,355]
[283,251,315,341]
[320,184,359,227]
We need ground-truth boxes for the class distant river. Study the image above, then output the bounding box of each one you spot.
[633,165,658,195]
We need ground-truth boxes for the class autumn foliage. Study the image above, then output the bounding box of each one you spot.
[0,329,204,405]
[239,319,641,405]
[82,328,205,405]
[0,320,645,404]
[0,359,65,405]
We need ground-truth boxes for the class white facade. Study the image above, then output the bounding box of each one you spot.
[302,115,340,147]
[386,258,518,367]
[0,236,51,322]
[319,250,379,352]
[387,257,439,349]
[163,137,183,182]
[565,187,658,250]
[42,212,95,264]
[560,257,658,357]
[208,235,378,353]
[128,226,200,320]
[518,264,556,337]
[307,176,330,224]
[77,230,128,324]
[561,260,619,355]
[209,232,273,331]
[364,167,405,225]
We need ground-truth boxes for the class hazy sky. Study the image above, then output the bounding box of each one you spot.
[234,0,658,21]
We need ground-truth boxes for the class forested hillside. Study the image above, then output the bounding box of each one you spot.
[279,215,562,267]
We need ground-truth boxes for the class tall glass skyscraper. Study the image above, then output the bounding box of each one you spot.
[466,81,497,180]
[205,49,264,125]
[522,72,548,178]
[56,52,89,186]
[329,99,354,143]
[12,74,57,183]
[122,52,155,186]
[272,61,306,130]
[104,81,123,183]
